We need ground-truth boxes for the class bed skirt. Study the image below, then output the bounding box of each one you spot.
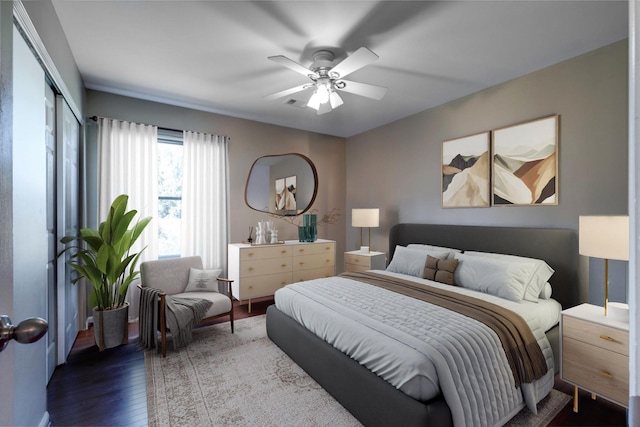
[265,304,453,427]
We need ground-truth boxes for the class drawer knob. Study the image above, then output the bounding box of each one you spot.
[248,267,254,271]
[599,335,616,342]
[248,253,254,257]
[599,371,614,379]
[281,250,287,254]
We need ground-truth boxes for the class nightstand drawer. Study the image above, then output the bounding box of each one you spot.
[344,263,371,273]
[563,315,628,356]
[345,253,371,266]
[563,336,628,406]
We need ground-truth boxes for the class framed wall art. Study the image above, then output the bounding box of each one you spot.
[441,131,490,208]
[492,115,558,206]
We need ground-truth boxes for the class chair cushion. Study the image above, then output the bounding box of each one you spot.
[140,256,203,295]
[184,268,222,292]
[173,292,232,318]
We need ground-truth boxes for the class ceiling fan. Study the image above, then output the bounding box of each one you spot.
[264,47,387,115]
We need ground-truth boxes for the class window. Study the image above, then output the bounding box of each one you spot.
[157,129,183,258]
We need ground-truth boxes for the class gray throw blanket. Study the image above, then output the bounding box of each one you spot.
[138,287,213,352]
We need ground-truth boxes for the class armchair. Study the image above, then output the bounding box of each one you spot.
[139,256,234,357]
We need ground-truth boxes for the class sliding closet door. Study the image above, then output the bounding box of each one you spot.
[56,95,80,363]
[45,84,57,382]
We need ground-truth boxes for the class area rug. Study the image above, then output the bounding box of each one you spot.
[145,315,571,427]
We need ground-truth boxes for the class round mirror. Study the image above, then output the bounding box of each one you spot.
[245,153,318,216]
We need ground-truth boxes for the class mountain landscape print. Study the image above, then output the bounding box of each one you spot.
[492,116,558,205]
[442,132,490,208]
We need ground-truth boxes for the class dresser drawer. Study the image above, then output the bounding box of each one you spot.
[291,242,335,257]
[293,253,335,271]
[293,266,335,283]
[563,315,628,356]
[240,245,292,261]
[563,336,629,406]
[240,258,292,277]
[240,272,292,299]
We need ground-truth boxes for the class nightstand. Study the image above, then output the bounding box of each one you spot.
[344,250,386,273]
[560,303,629,412]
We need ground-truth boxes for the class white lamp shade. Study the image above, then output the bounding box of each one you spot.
[579,215,629,261]
[352,208,379,228]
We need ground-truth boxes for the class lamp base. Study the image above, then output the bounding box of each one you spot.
[606,302,629,323]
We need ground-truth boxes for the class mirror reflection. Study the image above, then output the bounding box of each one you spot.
[245,153,318,216]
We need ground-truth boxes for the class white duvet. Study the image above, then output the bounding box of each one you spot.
[274,270,561,427]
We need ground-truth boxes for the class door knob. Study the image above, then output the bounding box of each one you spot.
[0,315,48,353]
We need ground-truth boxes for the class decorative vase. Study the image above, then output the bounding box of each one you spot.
[298,225,317,242]
[93,303,129,351]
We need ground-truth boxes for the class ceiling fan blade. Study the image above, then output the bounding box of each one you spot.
[337,80,387,100]
[268,55,316,78]
[329,47,379,79]
[264,84,312,101]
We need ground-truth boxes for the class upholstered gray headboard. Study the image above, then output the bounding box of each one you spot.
[389,223,580,309]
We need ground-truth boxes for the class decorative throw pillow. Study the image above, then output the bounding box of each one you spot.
[184,268,222,292]
[423,255,459,285]
[462,251,554,302]
[453,253,536,303]
[386,246,451,277]
[407,244,462,260]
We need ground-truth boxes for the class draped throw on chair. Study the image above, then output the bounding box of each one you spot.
[181,131,230,273]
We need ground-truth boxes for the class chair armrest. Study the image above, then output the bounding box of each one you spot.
[137,284,167,298]
[217,278,234,299]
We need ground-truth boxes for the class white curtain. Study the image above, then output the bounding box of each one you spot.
[97,118,158,319]
[181,131,229,272]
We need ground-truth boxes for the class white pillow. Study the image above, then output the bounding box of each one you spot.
[184,268,222,292]
[462,251,554,302]
[386,246,450,277]
[407,244,462,259]
[539,282,552,299]
[453,253,536,303]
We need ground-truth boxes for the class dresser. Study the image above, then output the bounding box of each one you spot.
[344,250,387,273]
[228,239,336,312]
[560,303,629,412]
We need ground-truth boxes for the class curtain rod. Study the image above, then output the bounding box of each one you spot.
[87,115,228,140]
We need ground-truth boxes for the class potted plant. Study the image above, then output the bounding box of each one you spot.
[60,194,152,350]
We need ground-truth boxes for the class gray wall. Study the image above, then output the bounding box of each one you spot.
[85,90,348,267]
[346,40,629,305]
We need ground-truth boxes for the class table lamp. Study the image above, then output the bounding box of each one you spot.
[352,208,379,250]
[578,215,629,316]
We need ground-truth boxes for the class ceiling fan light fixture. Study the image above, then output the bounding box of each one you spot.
[307,92,320,110]
[329,91,343,109]
[315,79,331,104]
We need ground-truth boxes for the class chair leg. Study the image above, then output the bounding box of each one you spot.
[160,297,167,358]
[230,305,235,334]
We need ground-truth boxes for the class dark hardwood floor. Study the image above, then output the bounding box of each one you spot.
[48,298,628,426]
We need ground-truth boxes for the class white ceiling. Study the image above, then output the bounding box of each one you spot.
[51,1,628,138]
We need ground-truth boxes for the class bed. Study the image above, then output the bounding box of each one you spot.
[266,223,580,427]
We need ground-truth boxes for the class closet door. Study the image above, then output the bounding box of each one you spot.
[56,95,80,362]
[45,84,57,382]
